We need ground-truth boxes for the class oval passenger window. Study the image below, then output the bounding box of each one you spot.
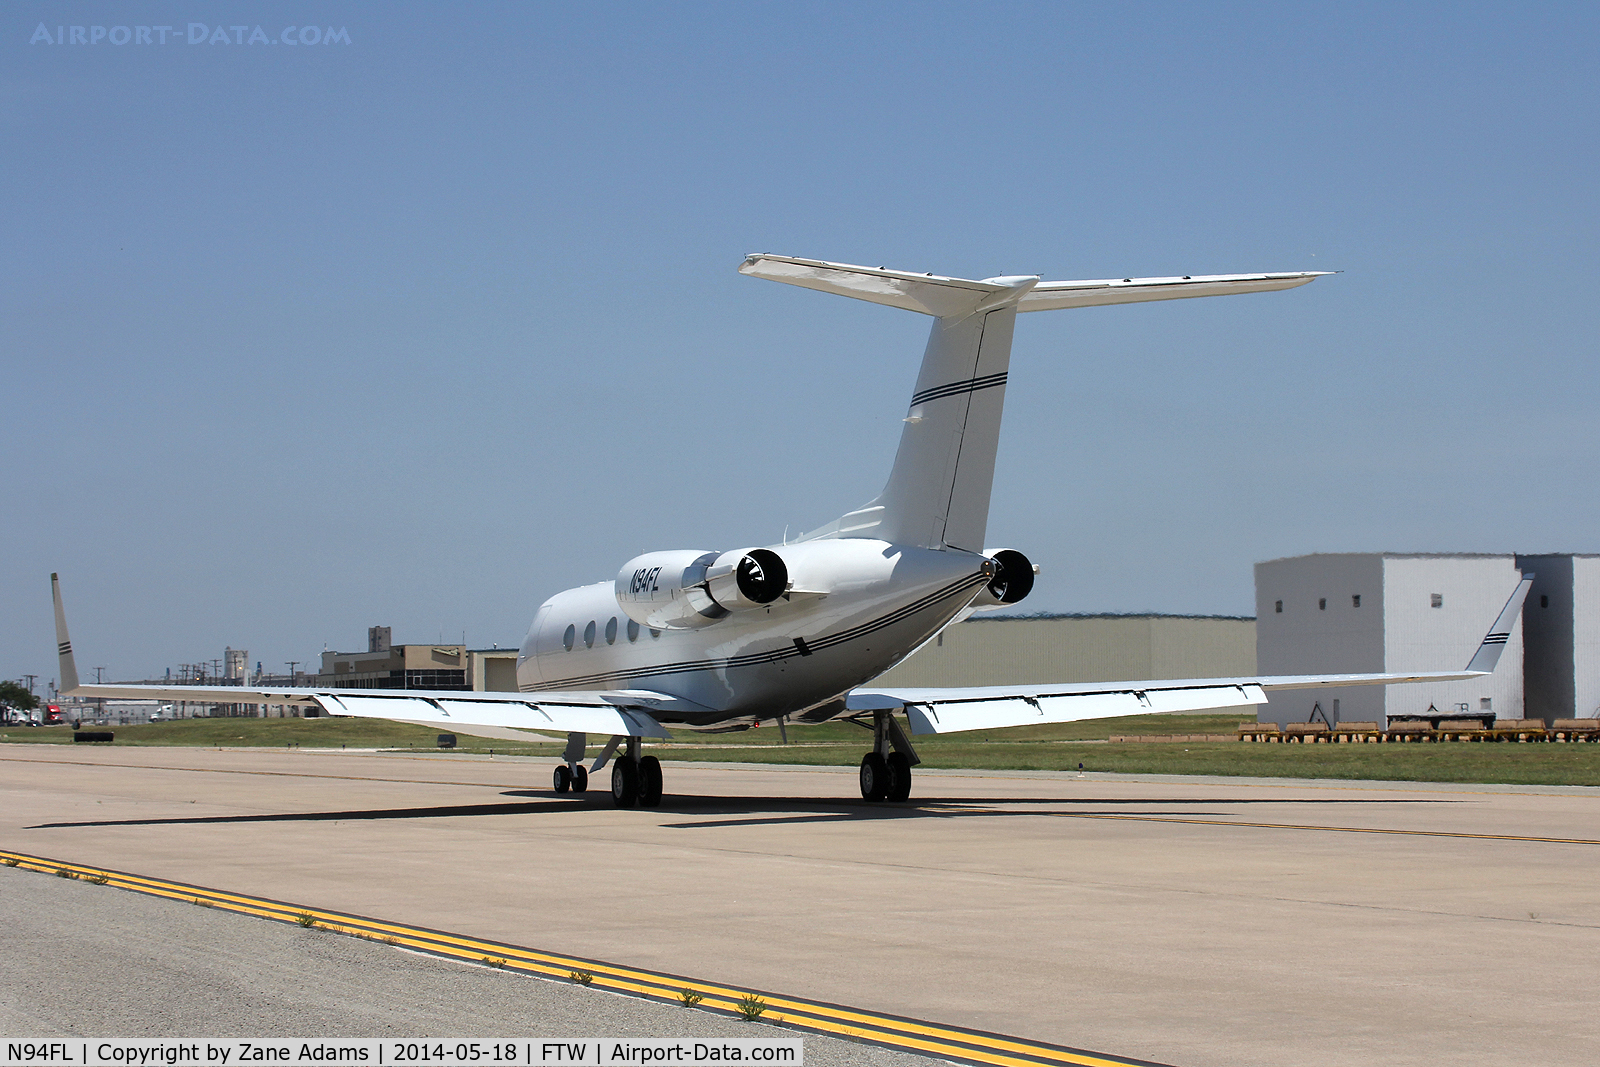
[562,624,575,652]
[626,619,640,642]
[583,620,596,648]
[605,617,618,644]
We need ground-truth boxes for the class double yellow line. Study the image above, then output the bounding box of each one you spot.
[0,848,1165,1067]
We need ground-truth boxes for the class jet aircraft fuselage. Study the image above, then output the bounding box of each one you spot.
[517,540,994,728]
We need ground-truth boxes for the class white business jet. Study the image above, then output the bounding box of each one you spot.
[52,255,1532,807]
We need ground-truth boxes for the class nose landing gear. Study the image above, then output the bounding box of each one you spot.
[859,709,918,802]
[552,763,589,793]
[553,731,591,794]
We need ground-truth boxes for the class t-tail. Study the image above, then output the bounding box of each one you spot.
[740,255,1331,552]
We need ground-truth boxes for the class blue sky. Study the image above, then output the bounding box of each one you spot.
[4,2,1597,691]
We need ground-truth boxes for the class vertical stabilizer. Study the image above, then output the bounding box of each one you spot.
[867,303,1022,550]
[52,573,80,695]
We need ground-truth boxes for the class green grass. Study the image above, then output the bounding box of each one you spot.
[6,713,1599,786]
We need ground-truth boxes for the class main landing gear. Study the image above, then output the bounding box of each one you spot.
[859,709,917,802]
[611,740,664,809]
[551,732,663,808]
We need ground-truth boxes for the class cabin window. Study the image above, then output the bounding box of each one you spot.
[1541,595,1549,608]
[1431,593,1443,608]
[649,627,661,639]
[627,619,640,642]
[605,617,618,645]
[562,624,575,652]
[1352,595,1360,607]
[1275,600,1283,613]
[583,620,596,648]
[1481,698,1493,711]
[1319,598,1326,610]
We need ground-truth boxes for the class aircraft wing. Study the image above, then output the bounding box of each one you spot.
[849,577,1533,735]
[51,681,680,739]
[50,574,689,739]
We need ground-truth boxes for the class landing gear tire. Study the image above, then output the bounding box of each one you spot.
[553,765,572,794]
[886,752,912,802]
[860,752,890,801]
[611,757,641,808]
[572,765,588,793]
[639,755,663,807]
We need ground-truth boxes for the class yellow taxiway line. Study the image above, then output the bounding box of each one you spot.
[0,847,1167,1067]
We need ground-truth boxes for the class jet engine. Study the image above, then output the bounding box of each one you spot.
[968,548,1036,608]
[616,547,790,630]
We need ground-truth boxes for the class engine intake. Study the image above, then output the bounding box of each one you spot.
[616,548,790,630]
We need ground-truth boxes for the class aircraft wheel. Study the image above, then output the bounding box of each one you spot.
[886,752,912,802]
[859,752,889,801]
[639,755,664,807]
[611,757,641,807]
[553,765,572,794]
[572,764,589,793]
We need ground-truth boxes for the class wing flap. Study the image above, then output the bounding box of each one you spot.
[887,687,1260,736]
[316,693,673,738]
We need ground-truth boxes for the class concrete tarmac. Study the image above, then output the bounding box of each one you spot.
[0,868,925,1067]
[3,745,1598,1067]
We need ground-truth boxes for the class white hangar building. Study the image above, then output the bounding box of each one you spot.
[1516,554,1600,721]
[1254,553,1526,729]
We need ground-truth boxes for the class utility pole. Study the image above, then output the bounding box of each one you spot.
[22,675,37,695]
[286,661,300,684]
[93,667,107,724]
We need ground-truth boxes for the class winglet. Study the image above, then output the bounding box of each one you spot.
[1464,575,1534,674]
[51,572,81,695]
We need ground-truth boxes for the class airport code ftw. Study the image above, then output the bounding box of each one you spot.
[3,1044,801,1067]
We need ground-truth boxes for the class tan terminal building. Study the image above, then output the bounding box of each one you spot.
[317,626,520,692]
[873,613,1257,712]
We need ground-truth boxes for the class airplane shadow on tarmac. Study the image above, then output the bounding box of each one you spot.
[29,793,1453,830]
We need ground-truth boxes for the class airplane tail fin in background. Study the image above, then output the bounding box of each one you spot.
[1465,575,1534,674]
[740,255,1329,552]
[52,572,80,695]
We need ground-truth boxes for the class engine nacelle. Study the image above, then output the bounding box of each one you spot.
[968,548,1037,608]
[616,547,789,630]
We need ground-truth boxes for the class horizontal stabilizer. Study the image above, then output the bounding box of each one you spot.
[740,254,1330,318]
